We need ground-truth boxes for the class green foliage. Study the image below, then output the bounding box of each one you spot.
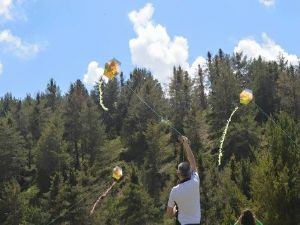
[251,113,300,225]
[207,51,240,133]
[45,78,61,112]
[117,168,160,225]
[1,52,300,224]
[143,122,173,203]
[80,98,106,165]
[0,179,23,225]
[102,78,121,138]
[0,117,25,184]
[200,155,248,225]
[250,58,278,122]
[193,65,207,111]
[223,113,260,161]
[169,66,192,138]
[121,69,166,163]
[47,172,91,225]
[21,185,50,225]
[36,114,68,192]
[64,80,89,170]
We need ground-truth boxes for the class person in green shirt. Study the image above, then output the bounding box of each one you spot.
[234,209,263,225]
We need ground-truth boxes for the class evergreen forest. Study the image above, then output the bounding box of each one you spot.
[1,50,300,225]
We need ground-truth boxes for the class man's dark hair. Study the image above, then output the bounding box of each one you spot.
[177,162,191,178]
[241,209,255,225]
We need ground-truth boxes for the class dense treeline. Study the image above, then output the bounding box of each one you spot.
[1,50,300,225]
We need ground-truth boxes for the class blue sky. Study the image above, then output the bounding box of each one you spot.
[0,0,299,98]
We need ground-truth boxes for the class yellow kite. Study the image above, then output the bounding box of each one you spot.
[112,166,123,181]
[103,59,121,80]
[240,89,253,105]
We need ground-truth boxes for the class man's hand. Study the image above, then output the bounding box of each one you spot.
[178,136,189,144]
[235,215,242,224]
[178,135,197,172]
[166,206,176,218]
[173,206,177,215]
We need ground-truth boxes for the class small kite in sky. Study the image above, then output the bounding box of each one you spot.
[240,89,253,105]
[98,58,121,111]
[112,166,123,181]
[103,58,121,80]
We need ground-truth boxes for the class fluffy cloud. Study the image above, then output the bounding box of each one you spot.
[128,3,205,85]
[188,56,207,77]
[234,33,299,65]
[259,0,275,7]
[83,61,107,87]
[0,0,13,20]
[0,29,42,58]
[0,0,27,21]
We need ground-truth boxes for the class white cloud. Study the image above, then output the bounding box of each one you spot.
[0,0,27,21]
[0,29,42,58]
[83,61,108,87]
[188,56,207,78]
[0,0,13,20]
[128,3,205,85]
[234,33,299,65]
[259,0,275,7]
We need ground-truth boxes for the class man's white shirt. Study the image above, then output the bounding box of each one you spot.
[168,172,201,225]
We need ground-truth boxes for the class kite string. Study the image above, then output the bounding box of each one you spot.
[218,106,239,166]
[125,84,298,148]
[126,85,183,136]
[253,102,298,146]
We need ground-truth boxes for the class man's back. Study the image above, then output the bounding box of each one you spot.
[168,172,201,225]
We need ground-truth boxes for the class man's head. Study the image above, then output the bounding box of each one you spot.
[177,162,191,180]
[240,209,255,225]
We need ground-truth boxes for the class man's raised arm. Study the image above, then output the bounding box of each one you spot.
[179,136,198,172]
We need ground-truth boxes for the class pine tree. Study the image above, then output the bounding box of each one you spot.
[102,77,120,138]
[249,58,279,122]
[0,117,25,184]
[121,69,166,163]
[47,172,90,225]
[36,114,68,192]
[80,98,106,165]
[117,166,160,225]
[207,52,239,133]
[14,95,35,170]
[0,93,19,117]
[45,78,61,112]
[277,65,300,120]
[194,64,207,111]
[200,156,247,225]
[222,113,259,161]
[29,93,42,142]
[231,52,249,84]
[251,113,300,225]
[0,179,23,225]
[143,123,164,203]
[64,80,89,170]
[169,66,191,137]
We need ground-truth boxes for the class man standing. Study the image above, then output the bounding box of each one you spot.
[166,136,201,225]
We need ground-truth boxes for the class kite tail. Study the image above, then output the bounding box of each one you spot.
[218,106,239,166]
[98,80,108,111]
[90,181,117,215]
